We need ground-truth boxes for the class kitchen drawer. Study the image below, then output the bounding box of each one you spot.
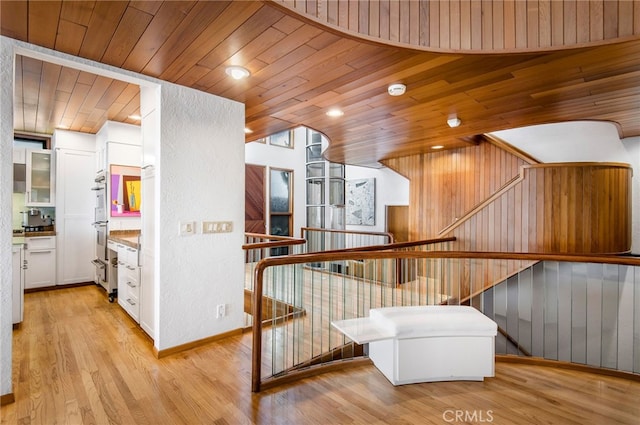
[25,236,56,250]
[107,240,117,251]
[120,293,140,322]
[123,275,140,298]
[124,246,139,266]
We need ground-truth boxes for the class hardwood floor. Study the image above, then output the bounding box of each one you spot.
[3,285,640,424]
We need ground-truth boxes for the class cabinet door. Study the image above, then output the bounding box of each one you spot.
[56,149,96,285]
[24,249,56,289]
[12,247,24,323]
[140,170,155,338]
[26,149,55,206]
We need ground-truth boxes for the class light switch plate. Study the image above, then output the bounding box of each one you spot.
[179,221,196,236]
[202,221,233,234]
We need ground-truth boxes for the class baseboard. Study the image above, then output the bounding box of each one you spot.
[0,393,15,406]
[24,281,94,294]
[496,355,640,382]
[154,328,243,359]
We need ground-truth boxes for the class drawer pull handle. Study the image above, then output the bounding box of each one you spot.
[126,299,136,306]
[126,281,136,288]
[126,265,136,271]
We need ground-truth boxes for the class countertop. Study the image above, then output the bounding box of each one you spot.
[12,229,56,245]
[108,230,141,250]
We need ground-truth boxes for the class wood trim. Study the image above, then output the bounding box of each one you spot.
[0,393,15,406]
[496,355,640,383]
[300,227,395,242]
[24,281,94,294]
[154,328,243,359]
[438,173,525,236]
[258,357,373,392]
[481,133,541,165]
[275,0,640,52]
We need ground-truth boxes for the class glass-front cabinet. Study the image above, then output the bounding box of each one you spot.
[26,149,55,206]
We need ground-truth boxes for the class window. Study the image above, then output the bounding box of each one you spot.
[268,129,293,148]
[270,168,293,255]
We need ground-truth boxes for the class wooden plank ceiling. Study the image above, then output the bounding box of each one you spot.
[3,0,640,167]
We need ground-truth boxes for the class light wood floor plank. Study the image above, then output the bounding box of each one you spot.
[3,285,640,424]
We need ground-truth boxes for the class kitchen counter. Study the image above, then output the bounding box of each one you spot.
[108,230,141,250]
[24,231,57,237]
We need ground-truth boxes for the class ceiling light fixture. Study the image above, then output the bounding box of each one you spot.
[387,83,406,96]
[128,114,142,121]
[447,117,461,128]
[432,145,444,150]
[326,108,344,117]
[225,66,250,80]
[244,127,253,134]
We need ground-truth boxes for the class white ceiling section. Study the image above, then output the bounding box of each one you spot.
[491,121,633,164]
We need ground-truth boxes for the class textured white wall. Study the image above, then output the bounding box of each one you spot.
[1,36,15,398]
[156,83,245,350]
[1,38,246,366]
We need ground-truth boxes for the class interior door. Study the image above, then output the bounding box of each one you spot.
[245,164,266,234]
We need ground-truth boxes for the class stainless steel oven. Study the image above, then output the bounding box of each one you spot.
[91,172,110,294]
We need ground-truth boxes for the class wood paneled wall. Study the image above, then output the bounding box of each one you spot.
[384,143,632,255]
[279,0,640,51]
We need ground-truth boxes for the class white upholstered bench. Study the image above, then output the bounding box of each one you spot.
[331,305,498,385]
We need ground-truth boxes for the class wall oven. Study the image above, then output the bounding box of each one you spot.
[91,173,110,295]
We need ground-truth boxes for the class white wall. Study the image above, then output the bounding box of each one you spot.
[492,121,640,254]
[622,136,640,254]
[0,38,246,370]
[0,36,15,399]
[157,83,245,350]
[345,165,409,233]
[245,127,306,238]
[98,121,142,231]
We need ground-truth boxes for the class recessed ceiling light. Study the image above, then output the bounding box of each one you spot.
[225,66,250,80]
[128,114,142,121]
[387,83,406,96]
[326,108,344,117]
[447,117,461,128]
[432,145,444,150]
[56,124,69,130]
[244,127,253,134]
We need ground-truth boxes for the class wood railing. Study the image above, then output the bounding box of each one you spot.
[301,227,394,253]
[251,249,640,392]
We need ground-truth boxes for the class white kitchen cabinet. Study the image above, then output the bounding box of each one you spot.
[117,243,141,323]
[13,147,26,164]
[139,101,158,339]
[55,148,96,285]
[24,236,56,289]
[26,149,55,207]
[12,245,24,324]
[140,167,155,338]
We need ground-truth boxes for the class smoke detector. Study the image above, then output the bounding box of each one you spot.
[387,83,406,96]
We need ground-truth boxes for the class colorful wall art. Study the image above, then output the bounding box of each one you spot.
[110,164,141,217]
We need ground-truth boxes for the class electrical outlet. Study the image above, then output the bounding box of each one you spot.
[216,304,226,318]
[179,221,195,236]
